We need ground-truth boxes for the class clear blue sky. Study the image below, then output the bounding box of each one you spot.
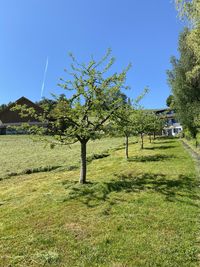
[0,0,184,108]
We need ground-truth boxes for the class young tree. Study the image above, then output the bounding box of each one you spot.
[132,110,149,149]
[109,88,149,158]
[15,50,131,184]
[111,103,135,159]
[131,110,163,148]
[145,112,164,142]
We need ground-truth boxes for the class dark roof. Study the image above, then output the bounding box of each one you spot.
[144,108,169,112]
[144,108,176,120]
[154,108,170,114]
[0,97,44,124]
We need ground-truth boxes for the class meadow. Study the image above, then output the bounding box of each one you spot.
[184,133,200,156]
[0,136,199,266]
[0,135,124,180]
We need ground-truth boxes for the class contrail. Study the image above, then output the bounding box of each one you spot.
[41,57,49,98]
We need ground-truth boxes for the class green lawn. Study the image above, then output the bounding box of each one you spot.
[0,137,199,266]
[0,135,124,180]
[184,134,200,156]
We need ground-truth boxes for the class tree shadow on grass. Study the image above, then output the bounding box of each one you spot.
[127,154,175,162]
[154,139,176,144]
[62,172,199,208]
[145,145,176,150]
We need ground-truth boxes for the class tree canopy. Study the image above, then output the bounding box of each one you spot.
[167,28,200,137]
[175,0,200,81]
[15,49,131,184]
[166,95,175,108]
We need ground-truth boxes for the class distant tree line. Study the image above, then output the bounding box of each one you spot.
[0,102,12,113]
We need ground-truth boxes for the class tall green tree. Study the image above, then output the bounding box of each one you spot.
[175,0,200,23]
[175,0,200,81]
[167,29,200,138]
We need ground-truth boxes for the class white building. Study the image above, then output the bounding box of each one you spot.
[155,109,183,137]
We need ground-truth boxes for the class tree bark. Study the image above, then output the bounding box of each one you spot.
[149,134,152,143]
[195,139,198,148]
[80,140,87,184]
[125,135,129,159]
[141,133,144,149]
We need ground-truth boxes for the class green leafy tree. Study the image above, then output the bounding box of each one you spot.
[15,50,131,184]
[131,110,163,148]
[112,87,149,157]
[166,95,175,108]
[0,102,12,113]
[0,104,7,113]
[175,0,200,81]
[167,29,200,138]
[132,110,149,149]
[56,51,131,183]
[175,0,200,23]
[173,0,200,139]
[146,112,164,142]
[36,98,57,113]
[111,104,135,159]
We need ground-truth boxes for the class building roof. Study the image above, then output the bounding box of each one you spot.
[0,97,44,124]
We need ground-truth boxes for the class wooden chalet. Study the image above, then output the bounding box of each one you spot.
[0,97,45,135]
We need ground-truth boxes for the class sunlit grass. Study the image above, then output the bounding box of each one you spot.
[0,137,199,266]
[0,135,124,179]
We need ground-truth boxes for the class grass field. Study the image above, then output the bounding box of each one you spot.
[184,135,200,156]
[0,135,124,180]
[0,136,199,266]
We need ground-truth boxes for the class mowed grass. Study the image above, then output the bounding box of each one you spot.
[0,135,124,179]
[0,137,199,266]
[182,133,200,156]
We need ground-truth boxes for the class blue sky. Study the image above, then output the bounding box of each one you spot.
[0,0,184,108]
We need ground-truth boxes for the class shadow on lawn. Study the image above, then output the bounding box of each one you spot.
[154,139,176,144]
[145,145,176,150]
[63,172,199,208]
[127,154,174,162]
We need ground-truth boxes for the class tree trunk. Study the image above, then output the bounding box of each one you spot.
[80,140,87,184]
[153,132,156,140]
[195,139,198,148]
[141,133,144,149]
[125,135,129,159]
[149,134,152,143]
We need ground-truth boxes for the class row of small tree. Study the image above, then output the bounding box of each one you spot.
[110,106,164,159]
[15,50,164,184]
